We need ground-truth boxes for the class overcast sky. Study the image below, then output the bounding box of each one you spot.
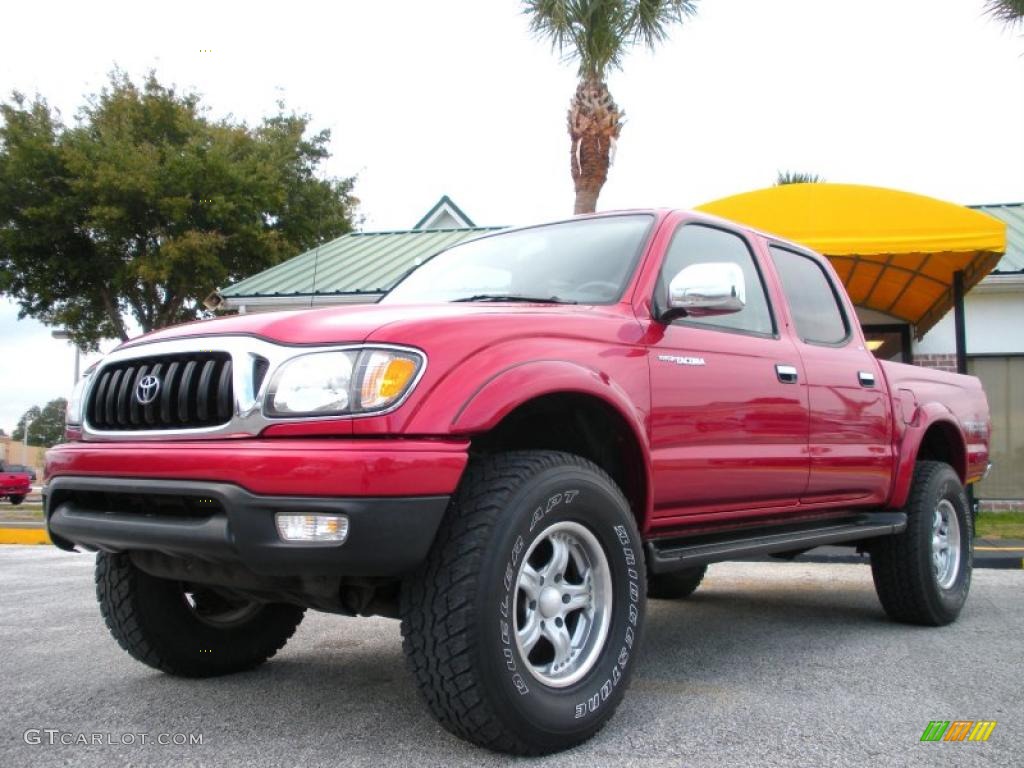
[1,0,1022,433]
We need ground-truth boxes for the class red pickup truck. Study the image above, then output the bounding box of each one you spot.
[1,462,31,505]
[45,210,990,754]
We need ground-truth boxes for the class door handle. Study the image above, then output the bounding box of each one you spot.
[858,371,876,387]
[775,364,799,384]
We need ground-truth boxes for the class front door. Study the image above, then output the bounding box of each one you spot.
[647,223,810,524]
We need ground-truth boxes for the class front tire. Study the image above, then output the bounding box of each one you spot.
[400,451,646,755]
[96,552,305,677]
[9,495,25,506]
[870,461,972,626]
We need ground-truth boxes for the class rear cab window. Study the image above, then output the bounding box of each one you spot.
[768,245,850,345]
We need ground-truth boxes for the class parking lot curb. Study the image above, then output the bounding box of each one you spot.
[759,543,1024,570]
[0,527,50,545]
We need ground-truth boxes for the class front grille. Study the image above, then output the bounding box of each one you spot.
[87,352,233,431]
[57,489,223,520]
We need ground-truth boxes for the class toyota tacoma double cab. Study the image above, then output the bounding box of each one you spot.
[1,461,31,505]
[44,210,991,754]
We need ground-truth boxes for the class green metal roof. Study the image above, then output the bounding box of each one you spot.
[220,226,504,299]
[970,203,1024,273]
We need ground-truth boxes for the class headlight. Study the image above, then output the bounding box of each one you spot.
[265,347,424,417]
[66,368,95,425]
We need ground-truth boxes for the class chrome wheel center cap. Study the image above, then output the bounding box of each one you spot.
[538,586,563,619]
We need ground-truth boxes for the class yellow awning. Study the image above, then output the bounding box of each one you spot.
[696,184,1007,338]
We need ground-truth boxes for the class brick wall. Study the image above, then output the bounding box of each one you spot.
[913,353,959,373]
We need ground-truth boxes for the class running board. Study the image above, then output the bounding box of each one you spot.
[645,512,907,574]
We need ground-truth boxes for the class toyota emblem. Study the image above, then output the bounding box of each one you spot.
[136,374,161,405]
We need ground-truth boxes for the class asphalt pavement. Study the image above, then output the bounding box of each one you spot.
[2,546,1020,768]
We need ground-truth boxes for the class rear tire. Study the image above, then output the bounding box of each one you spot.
[9,495,25,506]
[870,461,972,626]
[96,552,305,677]
[400,451,646,755]
[648,565,707,600]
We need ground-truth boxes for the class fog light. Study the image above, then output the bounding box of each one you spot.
[275,513,349,543]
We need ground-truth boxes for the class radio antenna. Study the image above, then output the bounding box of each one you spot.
[309,208,322,309]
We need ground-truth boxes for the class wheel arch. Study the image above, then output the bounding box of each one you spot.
[454,365,651,531]
[890,407,967,509]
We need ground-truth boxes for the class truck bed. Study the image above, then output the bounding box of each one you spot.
[879,359,991,483]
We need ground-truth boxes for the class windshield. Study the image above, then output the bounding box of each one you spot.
[382,214,653,305]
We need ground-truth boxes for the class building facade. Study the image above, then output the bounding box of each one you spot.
[860,204,1023,508]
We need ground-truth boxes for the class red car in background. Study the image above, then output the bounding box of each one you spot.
[0,462,31,505]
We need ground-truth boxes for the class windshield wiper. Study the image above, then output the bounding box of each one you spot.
[451,294,577,304]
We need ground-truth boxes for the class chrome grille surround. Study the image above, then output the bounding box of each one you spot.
[79,336,426,441]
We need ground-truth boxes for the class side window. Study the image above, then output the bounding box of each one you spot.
[658,224,774,336]
[769,246,849,345]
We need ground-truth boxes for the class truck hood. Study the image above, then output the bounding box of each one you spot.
[122,302,630,350]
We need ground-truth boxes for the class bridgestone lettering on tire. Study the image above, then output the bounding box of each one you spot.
[400,451,646,755]
[96,552,305,677]
[870,461,972,626]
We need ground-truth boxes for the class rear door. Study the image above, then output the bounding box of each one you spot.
[646,223,811,523]
[767,244,893,505]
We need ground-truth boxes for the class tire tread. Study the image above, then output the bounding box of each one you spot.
[96,552,304,677]
[648,565,707,600]
[870,460,971,626]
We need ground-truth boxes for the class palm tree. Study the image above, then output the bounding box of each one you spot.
[775,171,824,186]
[525,1,698,214]
[985,0,1024,26]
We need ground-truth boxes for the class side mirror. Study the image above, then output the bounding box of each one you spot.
[659,262,746,322]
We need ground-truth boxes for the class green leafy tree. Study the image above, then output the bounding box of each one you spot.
[524,1,698,214]
[985,0,1024,26]
[776,171,824,185]
[12,398,67,447]
[0,71,359,348]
